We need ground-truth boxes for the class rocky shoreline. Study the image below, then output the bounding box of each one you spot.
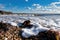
[0,22,60,40]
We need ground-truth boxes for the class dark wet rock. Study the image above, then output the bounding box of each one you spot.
[19,20,33,28]
[18,30,59,40]
[0,10,12,14]
[0,21,59,40]
[0,22,9,32]
[36,30,57,40]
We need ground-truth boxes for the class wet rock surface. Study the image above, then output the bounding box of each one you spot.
[0,22,60,40]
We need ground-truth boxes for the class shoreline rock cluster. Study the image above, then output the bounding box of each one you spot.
[0,22,60,40]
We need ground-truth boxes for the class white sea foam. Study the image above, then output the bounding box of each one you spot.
[0,15,60,38]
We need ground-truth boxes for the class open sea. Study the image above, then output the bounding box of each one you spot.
[0,14,60,32]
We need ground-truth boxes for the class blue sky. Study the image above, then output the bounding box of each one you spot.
[0,0,60,13]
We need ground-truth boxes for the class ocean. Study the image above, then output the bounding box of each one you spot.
[0,14,60,31]
[0,14,60,37]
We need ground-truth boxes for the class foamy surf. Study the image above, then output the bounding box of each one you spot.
[0,15,60,38]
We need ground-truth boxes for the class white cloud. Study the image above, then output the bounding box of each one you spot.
[32,4,42,9]
[27,7,31,10]
[26,2,60,13]
[50,2,60,7]
[25,0,29,2]
[32,4,40,7]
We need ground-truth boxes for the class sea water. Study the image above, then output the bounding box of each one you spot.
[0,14,60,37]
[0,14,60,30]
